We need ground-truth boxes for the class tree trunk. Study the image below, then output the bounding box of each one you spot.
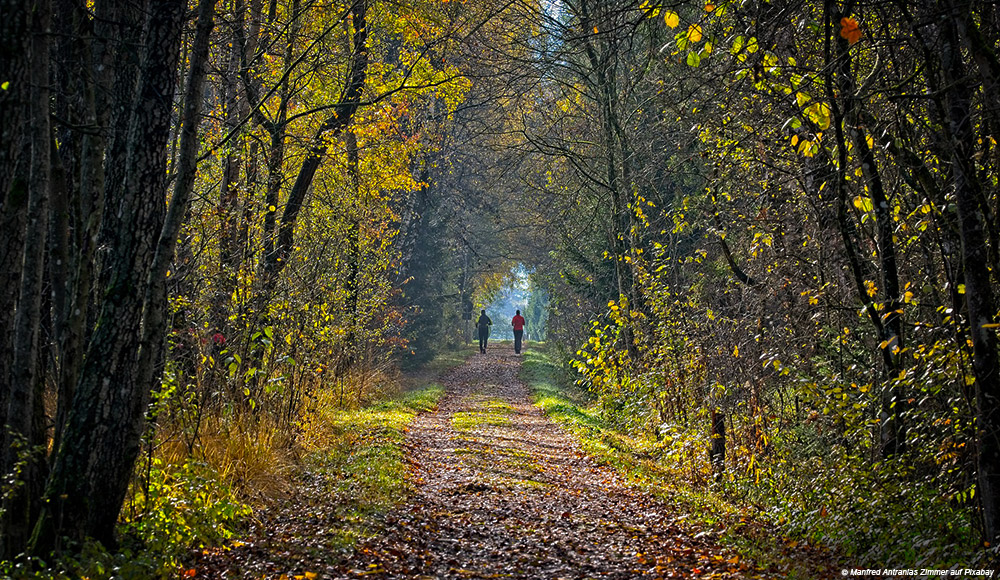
[578,0,639,362]
[259,0,297,263]
[939,1,1000,545]
[2,0,51,556]
[825,0,905,458]
[137,0,216,427]
[340,129,362,375]
[214,0,249,344]
[30,0,188,552]
[710,407,726,479]
[43,0,111,458]
[0,0,31,454]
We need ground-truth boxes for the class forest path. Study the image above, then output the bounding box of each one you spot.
[332,345,756,579]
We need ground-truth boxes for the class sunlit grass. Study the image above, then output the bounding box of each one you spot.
[292,345,476,549]
[452,398,514,431]
[302,384,444,549]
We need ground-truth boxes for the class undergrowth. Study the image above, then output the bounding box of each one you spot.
[2,347,469,579]
[0,458,250,580]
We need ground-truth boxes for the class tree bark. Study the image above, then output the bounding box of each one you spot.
[939,0,1000,545]
[44,0,112,461]
[30,0,188,552]
[710,407,726,479]
[137,0,216,426]
[0,0,31,451]
[2,0,51,556]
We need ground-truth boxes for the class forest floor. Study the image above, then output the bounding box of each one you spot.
[192,345,835,579]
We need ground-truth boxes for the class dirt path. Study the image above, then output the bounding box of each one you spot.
[332,346,757,579]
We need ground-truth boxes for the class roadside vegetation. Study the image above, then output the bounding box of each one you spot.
[1,347,471,579]
[523,344,851,578]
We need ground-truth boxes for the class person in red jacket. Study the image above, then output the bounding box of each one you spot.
[511,310,526,354]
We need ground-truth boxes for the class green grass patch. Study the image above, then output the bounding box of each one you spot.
[306,383,445,550]
[482,399,514,414]
[453,442,547,487]
[452,398,514,431]
[519,345,823,578]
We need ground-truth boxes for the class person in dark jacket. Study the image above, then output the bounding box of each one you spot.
[476,310,492,353]
[511,310,525,354]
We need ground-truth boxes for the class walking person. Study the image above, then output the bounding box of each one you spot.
[476,309,492,353]
[511,309,525,354]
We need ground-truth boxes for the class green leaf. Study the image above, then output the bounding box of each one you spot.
[686,51,701,67]
[676,32,688,51]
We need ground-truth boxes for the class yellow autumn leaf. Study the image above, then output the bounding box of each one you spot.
[688,24,703,42]
[805,101,831,129]
[798,139,818,157]
[864,279,878,297]
[664,11,679,28]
